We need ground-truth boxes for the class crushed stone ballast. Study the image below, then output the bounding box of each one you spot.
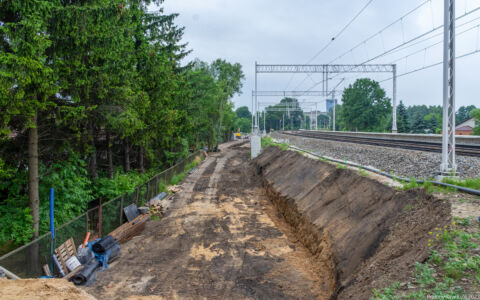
[277,143,480,197]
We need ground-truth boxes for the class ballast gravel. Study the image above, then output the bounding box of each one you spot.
[271,132,480,179]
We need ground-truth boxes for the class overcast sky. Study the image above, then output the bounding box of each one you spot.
[159,0,480,113]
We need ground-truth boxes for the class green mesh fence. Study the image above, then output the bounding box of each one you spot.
[0,151,205,278]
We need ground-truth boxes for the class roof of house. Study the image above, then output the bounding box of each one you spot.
[456,117,474,127]
[456,125,473,131]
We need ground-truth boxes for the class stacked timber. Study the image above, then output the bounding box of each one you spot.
[109,213,150,243]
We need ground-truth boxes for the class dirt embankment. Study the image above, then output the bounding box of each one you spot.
[254,146,451,299]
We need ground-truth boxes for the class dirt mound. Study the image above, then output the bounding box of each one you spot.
[0,278,96,300]
[254,147,451,299]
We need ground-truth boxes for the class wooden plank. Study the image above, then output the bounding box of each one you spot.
[109,214,150,243]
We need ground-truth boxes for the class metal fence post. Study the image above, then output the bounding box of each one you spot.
[135,187,139,206]
[119,195,124,226]
[145,183,149,204]
[85,210,89,236]
[98,197,103,238]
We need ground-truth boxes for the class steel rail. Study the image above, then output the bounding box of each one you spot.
[281,130,480,157]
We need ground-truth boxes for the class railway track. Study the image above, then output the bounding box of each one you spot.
[282,130,480,157]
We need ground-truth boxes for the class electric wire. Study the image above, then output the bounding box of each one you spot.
[284,0,374,90]
[302,6,480,93]
[382,14,480,59]
[360,6,480,64]
[328,0,432,64]
[307,0,374,64]
[379,48,480,82]
[389,22,480,64]
[292,0,433,92]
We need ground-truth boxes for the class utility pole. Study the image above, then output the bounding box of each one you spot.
[440,0,457,177]
[251,93,254,133]
[392,64,398,133]
[263,111,266,135]
[332,90,336,132]
[315,103,318,130]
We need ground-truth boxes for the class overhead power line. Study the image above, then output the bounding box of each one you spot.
[304,6,480,93]
[379,48,480,82]
[384,14,480,59]
[389,23,480,64]
[307,0,374,64]
[360,6,480,64]
[292,0,431,91]
[284,0,374,90]
[328,0,432,64]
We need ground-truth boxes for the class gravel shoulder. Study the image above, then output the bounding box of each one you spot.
[272,132,480,179]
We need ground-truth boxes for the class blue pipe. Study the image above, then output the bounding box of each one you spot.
[50,188,54,239]
[50,188,55,274]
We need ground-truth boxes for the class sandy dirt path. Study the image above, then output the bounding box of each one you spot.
[84,141,329,299]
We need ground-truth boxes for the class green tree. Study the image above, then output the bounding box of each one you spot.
[0,0,58,239]
[406,105,442,134]
[470,109,480,135]
[0,0,246,250]
[424,113,440,134]
[339,79,392,132]
[235,106,252,119]
[397,101,410,133]
[456,105,477,124]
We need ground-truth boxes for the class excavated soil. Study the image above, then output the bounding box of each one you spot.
[71,142,451,300]
[255,146,451,299]
[84,141,332,299]
[0,278,96,300]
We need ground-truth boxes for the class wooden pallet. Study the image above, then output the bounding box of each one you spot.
[54,238,77,275]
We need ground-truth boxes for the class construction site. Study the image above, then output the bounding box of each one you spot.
[2,0,480,299]
[2,136,479,299]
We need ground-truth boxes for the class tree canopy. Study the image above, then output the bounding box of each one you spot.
[339,78,392,132]
[0,0,245,247]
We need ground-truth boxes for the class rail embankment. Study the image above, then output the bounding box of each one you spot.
[271,132,480,179]
[254,146,451,299]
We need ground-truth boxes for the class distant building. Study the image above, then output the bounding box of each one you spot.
[326,99,337,113]
[455,118,476,135]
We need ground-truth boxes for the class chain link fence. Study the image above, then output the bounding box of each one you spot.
[0,151,205,278]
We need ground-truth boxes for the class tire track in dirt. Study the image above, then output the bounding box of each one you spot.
[84,141,330,299]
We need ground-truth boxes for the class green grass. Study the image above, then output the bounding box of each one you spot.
[373,221,480,299]
[358,167,368,177]
[442,177,480,190]
[261,136,289,150]
[399,178,456,195]
[149,206,161,220]
[169,155,203,186]
[318,156,328,162]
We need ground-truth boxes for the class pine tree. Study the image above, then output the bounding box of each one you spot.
[396,101,410,133]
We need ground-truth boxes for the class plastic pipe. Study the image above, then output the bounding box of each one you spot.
[82,232,91,248]
[52,254,65,277]
[50,188,55,274]
[50,188,55,239]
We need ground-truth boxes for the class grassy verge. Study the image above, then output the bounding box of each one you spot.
[261,136,289,150]
[169,155,203,186]
[373,218,480,299]
[398,178,457,194]
[442,177,480,190]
